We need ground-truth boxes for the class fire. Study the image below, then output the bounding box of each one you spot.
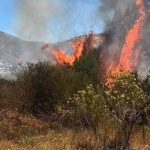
[107,0,146,87]
[117,0,145,72]
[53,38,84,65]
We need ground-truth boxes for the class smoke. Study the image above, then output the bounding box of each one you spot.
[15,0,102,42]
[99,0,118,20]
[16,0,64,42]
[99,0,135,22]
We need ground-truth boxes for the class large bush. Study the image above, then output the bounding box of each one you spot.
[105,73,149,121]
[17,62,91,113]
[105,73,150,149]
[70,73,150,149]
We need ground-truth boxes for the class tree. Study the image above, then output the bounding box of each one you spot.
[74,49,101,84]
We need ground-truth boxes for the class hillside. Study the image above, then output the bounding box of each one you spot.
[0,31,105,78]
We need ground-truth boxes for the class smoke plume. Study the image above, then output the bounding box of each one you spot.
[16,0,101,42]
[16,0,63,41]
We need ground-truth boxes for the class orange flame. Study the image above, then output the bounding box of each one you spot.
[117,0,146,72]
[106,0,146,87]
[53,38,84,65]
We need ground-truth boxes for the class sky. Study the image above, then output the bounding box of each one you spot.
[0,0,104,43]
[0,0,17,35]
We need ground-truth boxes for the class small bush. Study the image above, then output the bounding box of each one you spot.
[71,84,110,132]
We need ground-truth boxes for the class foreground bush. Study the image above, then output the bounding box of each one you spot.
[105,73,150,149]
[70,73,150,149]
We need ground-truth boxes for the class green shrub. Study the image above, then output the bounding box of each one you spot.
[105,73,149,118]
[71,84,110,132]
[105,73,150,149]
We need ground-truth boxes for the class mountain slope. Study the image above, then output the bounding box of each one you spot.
[0,31,105,78]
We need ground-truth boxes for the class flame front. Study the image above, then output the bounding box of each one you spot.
[53,38,84,65]
[107,0,146,87]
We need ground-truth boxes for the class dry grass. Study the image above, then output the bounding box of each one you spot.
[1,106,150,150]
[130,127,150,150]
[0,141,19,150]
[0,129,101,150]
[0,105,49,140]
[0,128,150,150]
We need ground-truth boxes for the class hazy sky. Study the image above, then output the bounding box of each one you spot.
[0,0,104,42]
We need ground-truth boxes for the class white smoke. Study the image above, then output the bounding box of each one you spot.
[16,0,64,42]
[15,0,102,42]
